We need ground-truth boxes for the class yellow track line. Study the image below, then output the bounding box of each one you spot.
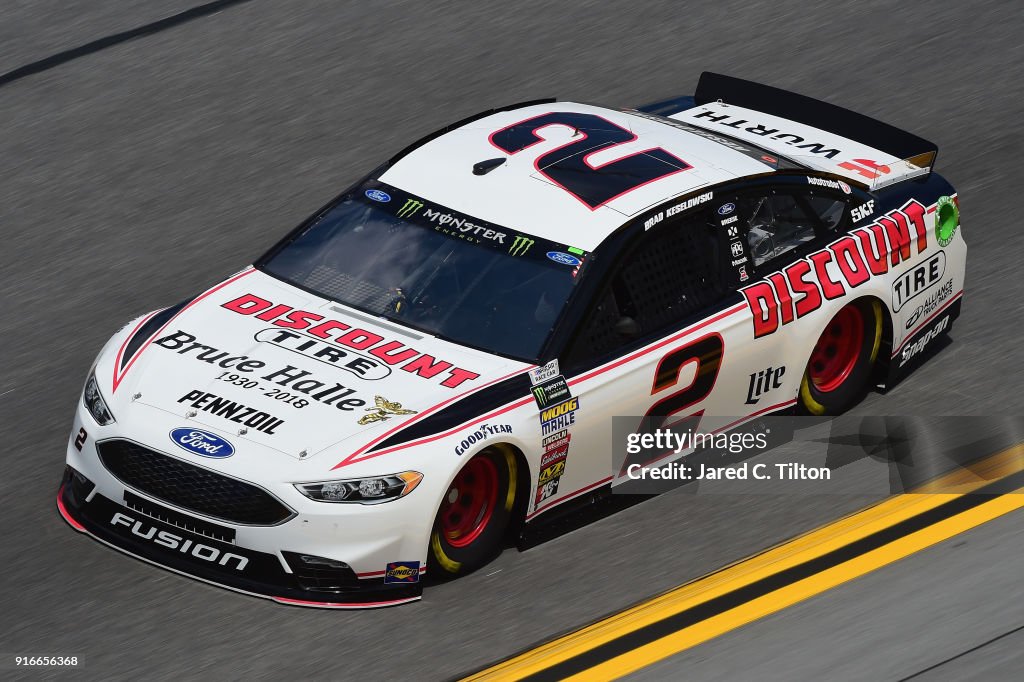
[465,444,1024,681]
[573,491,1024,680]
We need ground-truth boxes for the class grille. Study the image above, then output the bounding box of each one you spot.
[98,439,293,525]
[123,490,236,543]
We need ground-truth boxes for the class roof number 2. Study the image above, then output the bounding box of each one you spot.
[489,112,692,210]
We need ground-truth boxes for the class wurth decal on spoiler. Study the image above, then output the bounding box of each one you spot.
[221,294,481,389]
[741,199,928,338]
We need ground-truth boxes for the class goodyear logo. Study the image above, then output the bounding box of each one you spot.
[384,560,421,584]
[540,397,578,423]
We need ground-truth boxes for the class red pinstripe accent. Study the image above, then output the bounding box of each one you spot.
[526,398,796,521]
[357,566,427,578]
[333,304,748,469]
[56,487,86,532]
[526,476,613,520]
[569,303,748,387]
[892,290,963,357]
[334,364,533,468]
[272,596,420,608]
[111,268,255,392]
[334,394,536,468]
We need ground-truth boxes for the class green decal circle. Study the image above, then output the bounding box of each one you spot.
[935,195,959,247]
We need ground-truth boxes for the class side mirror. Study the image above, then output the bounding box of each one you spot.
[615,316,640,338]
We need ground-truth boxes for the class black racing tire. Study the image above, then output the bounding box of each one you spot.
[428,446,519,578]
[799,299,883,416]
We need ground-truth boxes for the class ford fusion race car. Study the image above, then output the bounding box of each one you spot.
[58,73,964,607]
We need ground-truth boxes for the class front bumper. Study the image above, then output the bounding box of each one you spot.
[57,464,423,609]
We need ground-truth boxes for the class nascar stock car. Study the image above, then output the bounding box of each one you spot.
[58,73,964,607]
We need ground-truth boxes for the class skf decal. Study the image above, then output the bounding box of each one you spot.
[221,294,480,389]
[539,397,579,437]
[453,423,513,456]
[741,200,928,338]
[384,561,421,584]
[357,396,417,425]
[852,200,875,223]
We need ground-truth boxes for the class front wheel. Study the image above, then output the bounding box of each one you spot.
[799,299,883,415]
[428,447,518,577]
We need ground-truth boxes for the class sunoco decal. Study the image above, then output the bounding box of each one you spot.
[384,561,421,584]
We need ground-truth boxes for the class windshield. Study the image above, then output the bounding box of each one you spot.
[260,184,588,360]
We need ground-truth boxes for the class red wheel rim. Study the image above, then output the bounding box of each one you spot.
[439,457,499,548]
[807,304,864,393]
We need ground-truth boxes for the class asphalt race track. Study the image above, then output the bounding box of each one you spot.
[1,1,1021,679]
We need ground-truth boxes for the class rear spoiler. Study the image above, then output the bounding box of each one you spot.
[682,72,938,190]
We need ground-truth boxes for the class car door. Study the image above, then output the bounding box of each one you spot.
[534,183,853,509]
[538,202,742,505]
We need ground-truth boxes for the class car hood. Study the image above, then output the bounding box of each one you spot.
[110,268,529,461]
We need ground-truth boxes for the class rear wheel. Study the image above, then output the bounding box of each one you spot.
[429,447,518,577]
[799,299,883,415]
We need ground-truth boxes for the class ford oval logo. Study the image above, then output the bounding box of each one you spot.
[546,251,582,266]
[717,202,735,216]
[364,189,391,203]
[169,428,235,458]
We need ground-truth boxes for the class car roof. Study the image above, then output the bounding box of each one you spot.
[378,101,775,252]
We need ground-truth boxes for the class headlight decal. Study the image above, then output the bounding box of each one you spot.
[83,372,115,425]
[295,471,423,504]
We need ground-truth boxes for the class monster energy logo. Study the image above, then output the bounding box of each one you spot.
[532,385,548,407]
[509,235,535,256]
[397,199,424,218]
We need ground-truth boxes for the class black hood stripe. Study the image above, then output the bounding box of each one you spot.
[367,373,532,453]
[119,299,191,371]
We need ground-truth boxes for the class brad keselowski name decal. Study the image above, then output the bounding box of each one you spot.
[222,294,480,389]
[741,199,929,338]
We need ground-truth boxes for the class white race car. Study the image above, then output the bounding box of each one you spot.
[58,73,964,607]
